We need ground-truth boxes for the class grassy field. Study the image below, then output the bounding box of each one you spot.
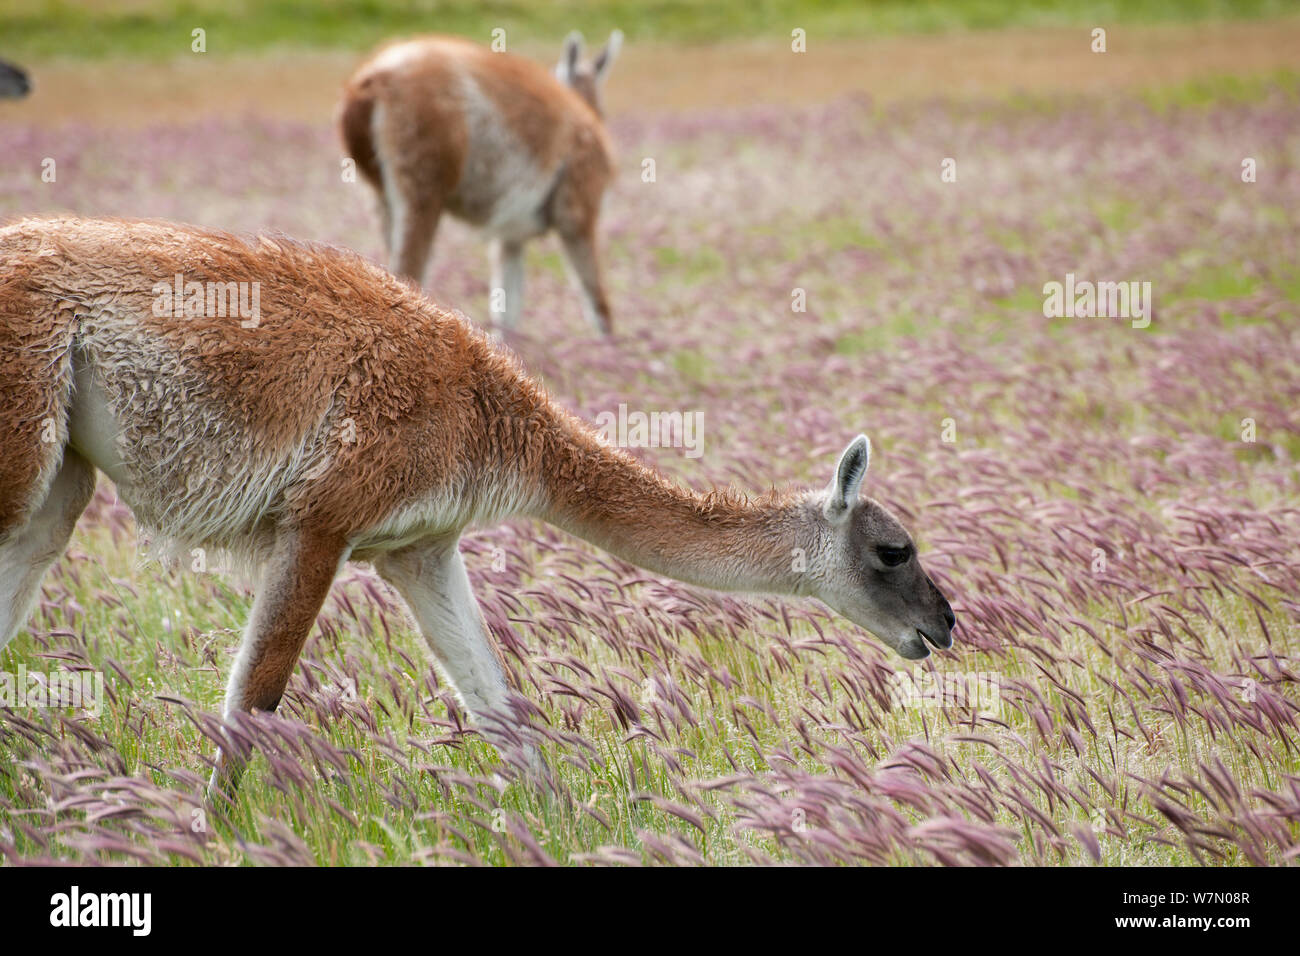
[1,10,1299,866]
[4,0,1300,59]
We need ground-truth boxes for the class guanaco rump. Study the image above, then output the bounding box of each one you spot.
[0,217,956,797]
[0,59,30,99]
[339,31,622,334]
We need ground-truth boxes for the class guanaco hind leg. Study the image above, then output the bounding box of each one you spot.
[0,450,96,652]
[377,122,446,286]
[386,188,443,286]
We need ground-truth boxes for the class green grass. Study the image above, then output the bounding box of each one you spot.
[1175,265,1259,301]
[654,245,727,283]
[834,311,919,354]
[1140,67,1300,111]
[1279,271,1300,302]
[6,0,1300,59]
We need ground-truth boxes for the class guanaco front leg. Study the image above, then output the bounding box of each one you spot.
[375,538,539,776]
[557,224,612,335]
[488,238,526,330]
[374,537,510,719]
[207,523,350,802]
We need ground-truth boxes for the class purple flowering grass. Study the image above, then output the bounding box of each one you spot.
[0,86,1298,865]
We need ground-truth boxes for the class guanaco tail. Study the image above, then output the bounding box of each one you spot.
[339,31,622,333]
[0,216,956,798]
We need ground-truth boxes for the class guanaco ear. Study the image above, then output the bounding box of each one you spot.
[824,434,870,521]
[592,30,623,82]
[558,31,583,82]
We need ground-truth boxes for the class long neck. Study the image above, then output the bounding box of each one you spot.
[516,411,810,596]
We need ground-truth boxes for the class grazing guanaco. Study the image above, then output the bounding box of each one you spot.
[339,31,622,333]
[0,217,956,797]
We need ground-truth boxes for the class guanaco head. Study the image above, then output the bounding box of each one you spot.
[809,435,956,660]
[556,30,622,118]
[0,59,30,99]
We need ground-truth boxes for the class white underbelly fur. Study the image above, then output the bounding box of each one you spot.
[452,73,557,242]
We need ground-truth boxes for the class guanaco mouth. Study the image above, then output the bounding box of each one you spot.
[917,628,946,651]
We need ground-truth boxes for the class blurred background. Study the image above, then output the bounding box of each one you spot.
[3,0,1300,124]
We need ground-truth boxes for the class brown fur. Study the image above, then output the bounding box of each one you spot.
[0,250,79,537]
[233,523,349,710]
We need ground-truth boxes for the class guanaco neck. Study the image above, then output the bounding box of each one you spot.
[515,410,813,596]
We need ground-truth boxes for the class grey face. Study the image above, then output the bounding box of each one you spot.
[839,499,956,659]
[556,30,622,118]
[816,435,956,660]
[0,60,30,99]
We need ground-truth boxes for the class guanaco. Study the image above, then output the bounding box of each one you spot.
[0,217,956,797]
[339,31,622,333]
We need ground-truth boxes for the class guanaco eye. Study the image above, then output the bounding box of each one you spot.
[877,546,910,567]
